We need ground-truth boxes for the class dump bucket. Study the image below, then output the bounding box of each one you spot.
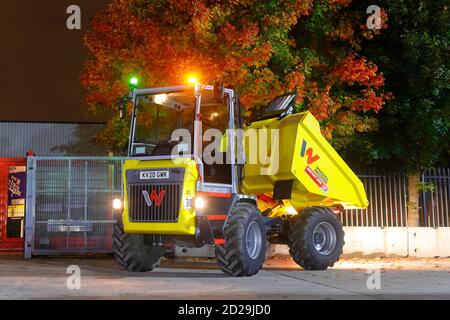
[241,111,368,210]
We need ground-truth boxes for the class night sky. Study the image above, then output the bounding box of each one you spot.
[0,0,111,123]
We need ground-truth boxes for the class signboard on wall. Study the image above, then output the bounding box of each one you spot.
[0,159,26,247]
[8,168,26,206]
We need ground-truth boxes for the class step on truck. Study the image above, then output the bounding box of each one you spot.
[112,81,368,276]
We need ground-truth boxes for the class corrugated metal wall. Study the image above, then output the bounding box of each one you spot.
[0,122,108,157]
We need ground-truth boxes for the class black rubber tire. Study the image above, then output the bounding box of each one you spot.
[288,206,344,270]
[215,202,267,277]
[113,219,165,272]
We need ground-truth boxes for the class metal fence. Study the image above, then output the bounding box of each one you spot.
[420,168,450,228]
[342,172,409,227]
[25,157,123,258]
[343,169,450,228]
[23,157,449,257]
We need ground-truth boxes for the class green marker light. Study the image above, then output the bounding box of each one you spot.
[129,76,139,88]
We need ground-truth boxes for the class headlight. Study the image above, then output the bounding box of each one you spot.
[195,197,206,209]
[112,198,123,210]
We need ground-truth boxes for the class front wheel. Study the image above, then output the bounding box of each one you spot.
[215,202,267,277]
[288,206,344,270]
[113,219,165,272]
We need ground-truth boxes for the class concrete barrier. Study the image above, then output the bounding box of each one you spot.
[342,227,408,257]
[409,227,450,257]
[175,227,450,259]
[175,244,215,258]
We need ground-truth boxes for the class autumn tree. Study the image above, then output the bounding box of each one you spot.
[82,0,388,151]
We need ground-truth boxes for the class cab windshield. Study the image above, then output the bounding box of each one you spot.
[130,92,196,157]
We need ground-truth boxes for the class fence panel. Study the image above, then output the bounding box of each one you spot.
[25,157,123,257]
[341,172,408,227]
[420,168,450,228]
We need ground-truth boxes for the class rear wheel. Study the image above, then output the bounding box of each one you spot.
[113,219,165,272]
[288,206,344,270]
[215,202,267,277]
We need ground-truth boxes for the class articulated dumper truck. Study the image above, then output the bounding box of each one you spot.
[112,82,368,276]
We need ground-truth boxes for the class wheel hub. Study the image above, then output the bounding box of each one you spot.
[313,222,337,255]
[246,221,263,260]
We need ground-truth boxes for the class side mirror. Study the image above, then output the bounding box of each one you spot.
[213,81,225,103]
[117,97,128,119]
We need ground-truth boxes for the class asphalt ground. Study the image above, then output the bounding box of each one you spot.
[0,254,449,300]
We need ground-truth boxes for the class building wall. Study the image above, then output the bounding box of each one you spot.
[0,122,108,157]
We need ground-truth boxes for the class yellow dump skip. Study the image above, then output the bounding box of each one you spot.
[242,111,369,209]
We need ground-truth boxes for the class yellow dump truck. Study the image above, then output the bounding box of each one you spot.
[112,82,368,276]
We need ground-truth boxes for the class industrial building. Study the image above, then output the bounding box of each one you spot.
[0,121,107,252]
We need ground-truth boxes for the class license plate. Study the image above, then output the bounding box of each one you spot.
[140,170,169,180]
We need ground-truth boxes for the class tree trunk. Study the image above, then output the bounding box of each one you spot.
[407,173,420,227]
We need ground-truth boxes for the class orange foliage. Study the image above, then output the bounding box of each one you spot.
[82,0,389,148]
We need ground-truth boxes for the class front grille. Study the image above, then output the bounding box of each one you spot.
[128,183,182,222]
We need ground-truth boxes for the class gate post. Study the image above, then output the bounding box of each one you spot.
[24,157,36,259]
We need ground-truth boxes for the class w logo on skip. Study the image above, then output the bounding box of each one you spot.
[142,189,166,207]
[301,139,320,165]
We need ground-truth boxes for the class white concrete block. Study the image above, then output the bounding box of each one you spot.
[338,227,408,257]
[266,244,289,258]
[174,245,215,258]
[436,228,450,257]
[409,227,450,257]
[384,228,408,256]
[343,227,385,256]
[408,228,434,257]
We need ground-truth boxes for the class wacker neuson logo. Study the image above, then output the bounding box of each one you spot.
[140,170,169,179]
[142,189,167,207]
[301,139,329,193]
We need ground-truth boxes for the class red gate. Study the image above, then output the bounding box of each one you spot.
[0,158,26,252]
